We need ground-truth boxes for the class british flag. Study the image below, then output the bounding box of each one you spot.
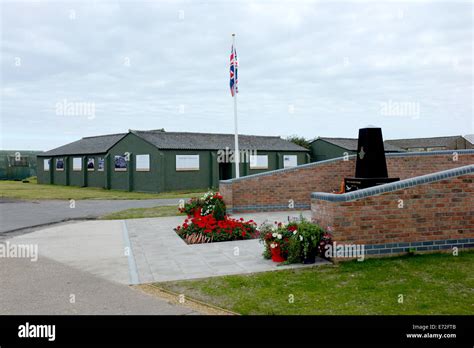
[229,45,238,97]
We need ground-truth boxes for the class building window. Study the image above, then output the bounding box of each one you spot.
[427,147,446,151]
[44,159,51,171]
[250,155,268,169]
[407,147,426,152]
[283,155,298,168]
[176,155,199,171]
[114,155,127,171]
[87,158,95,171]
[73,157,82,171]
[136,154,150,171]
[98,157,105,171]
[56,158,65,171]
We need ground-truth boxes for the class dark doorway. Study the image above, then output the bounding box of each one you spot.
[219,162,233,180]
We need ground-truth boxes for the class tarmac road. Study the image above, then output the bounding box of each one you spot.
[0,256,199,315]
[0,198,183,234]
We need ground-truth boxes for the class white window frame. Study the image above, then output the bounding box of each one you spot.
[44,159,50,171]
[72,157,82,171]
[176,155,200,171]
[250,155,268,169]
[283,155,298,168]
[136,154,150,172]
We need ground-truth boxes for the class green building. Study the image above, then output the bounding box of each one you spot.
[37,129,309,192]
[309,137,404,162]
[0,150,43,180]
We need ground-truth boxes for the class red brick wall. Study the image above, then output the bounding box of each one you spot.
[221,151,474,212]
[311,174,474,245]
[221,158,355,211]
[387,153,473,179]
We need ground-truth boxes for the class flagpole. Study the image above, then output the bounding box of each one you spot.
[232,33,240,178]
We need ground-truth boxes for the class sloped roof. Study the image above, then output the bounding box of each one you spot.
[40,130,308,156]
[40,133,127,156]
[132,130,308,151]
[384,135,470,149]
[313,137,404,152]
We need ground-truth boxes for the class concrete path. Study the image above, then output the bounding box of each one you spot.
[0,198,184,234]
[7,220,131,284]
[126,210,325,283]
[6,210,327,286]
[0,255,199,315]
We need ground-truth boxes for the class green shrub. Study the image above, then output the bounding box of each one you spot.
[260,217,326,263]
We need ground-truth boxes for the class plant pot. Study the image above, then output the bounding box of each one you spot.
[303,249,317,264]
[271,246,285,262]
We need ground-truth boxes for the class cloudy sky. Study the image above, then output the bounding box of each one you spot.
[1,0,472,151]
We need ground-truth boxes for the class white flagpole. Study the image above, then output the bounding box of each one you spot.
[232,33,240,178]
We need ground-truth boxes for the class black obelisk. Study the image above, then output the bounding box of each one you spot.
[344,127,399,192]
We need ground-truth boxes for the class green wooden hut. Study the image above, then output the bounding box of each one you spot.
[37,130,309,193]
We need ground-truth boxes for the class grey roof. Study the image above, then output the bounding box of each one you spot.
[40,130,308,156]
[132,130,308,151]
[40,133,127,156]
[313,137,404,152]
[385,135,471,149]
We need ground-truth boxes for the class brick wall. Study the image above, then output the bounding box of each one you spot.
[386,152,473,179]
[311,166,474,256]
[221,150,474,213]
[221,158,355,212]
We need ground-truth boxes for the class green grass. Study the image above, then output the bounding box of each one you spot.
[158,251,474,315]
[100,205,184,220]
[0,179,205,200]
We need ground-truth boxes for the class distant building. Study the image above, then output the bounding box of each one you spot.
[36,129,309,192]
[309,137,404,162]
[0,150,43,180]
[384,135,474,152]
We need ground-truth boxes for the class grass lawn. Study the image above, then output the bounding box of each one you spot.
[0,179,205,200]
[158,251,474,315]
[100,205,184,220]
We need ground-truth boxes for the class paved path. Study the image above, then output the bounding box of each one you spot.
[0,256,199,315]
[0,198,183,234]
[1,210,329,314]
[6,210,327,286]
[126,211,327,283]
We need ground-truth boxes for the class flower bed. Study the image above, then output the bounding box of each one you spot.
[175,191,258,244]
[260,218,332,264]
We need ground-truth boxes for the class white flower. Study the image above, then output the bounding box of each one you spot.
[270,243,277,249]
[293,231,297,235]
[272,233,277,238]
[299,235,303,241]
[277,234,282,239]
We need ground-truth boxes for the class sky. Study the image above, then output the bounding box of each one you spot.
[1,0,473,151]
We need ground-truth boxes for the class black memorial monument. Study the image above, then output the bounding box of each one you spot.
[344,127,399,192]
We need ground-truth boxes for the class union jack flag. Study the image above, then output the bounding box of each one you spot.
[229,45,238,96]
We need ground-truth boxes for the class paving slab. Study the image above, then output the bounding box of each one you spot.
[7,220,130,284]
[125,210,327,283]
